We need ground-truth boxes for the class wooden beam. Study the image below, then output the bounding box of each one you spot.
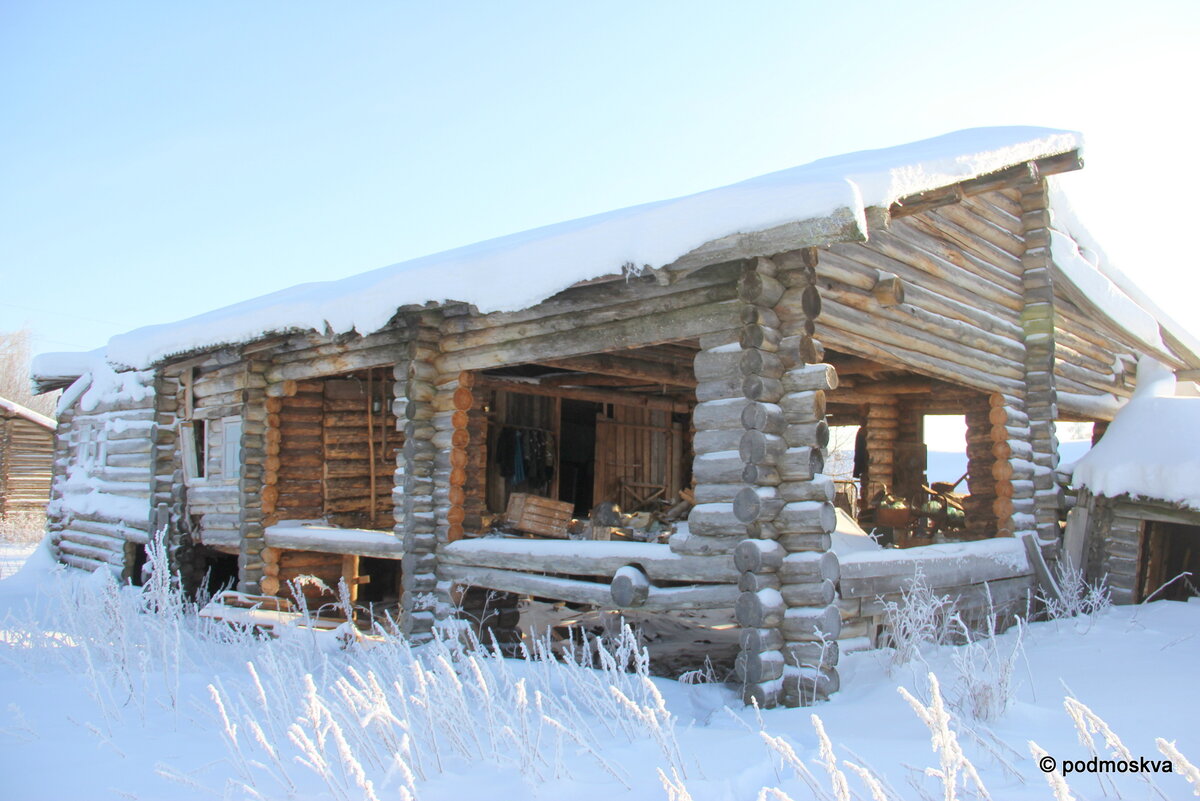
[825,355,894,377]
[537,373,649,387]
[889,151,1083,220]
[442,539,737,582]
[476,374,692,413]
[537,353,697,388]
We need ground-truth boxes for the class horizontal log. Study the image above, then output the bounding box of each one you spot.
[735,649,785,684]
[437,298,740,374]
[439,563,736,610]
[777,477,836,504]
[736,588,785,628]
[474,375,689,413]
[442,538,736,581]
[780,604,842,641]
[668,531,741,556]
[780,579,836,607]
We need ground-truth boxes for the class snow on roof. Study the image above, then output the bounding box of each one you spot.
[1047,184,1200,366]
[1072,357,1200,511]
[0,396,54,430]
[34,126,1082,373]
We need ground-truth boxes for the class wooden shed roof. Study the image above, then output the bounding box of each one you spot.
[0,396,54,430]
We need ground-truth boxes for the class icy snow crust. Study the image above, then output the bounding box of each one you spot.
[77,127,1081,370]
[1073,357,1200,510]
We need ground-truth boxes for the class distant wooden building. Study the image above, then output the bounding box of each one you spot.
[0,397,55,517]
[33,127,1200,706]
[1068,367,1200,604]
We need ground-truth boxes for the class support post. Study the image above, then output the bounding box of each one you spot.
[398,314,443,641]
[1019,179,1062,553]
[236,358,270,594]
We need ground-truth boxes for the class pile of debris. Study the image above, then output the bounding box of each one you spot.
[480,490,694,543]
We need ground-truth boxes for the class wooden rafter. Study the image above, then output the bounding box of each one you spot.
[536,352,697,388]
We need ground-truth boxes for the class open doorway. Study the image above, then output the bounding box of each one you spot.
[1139,521,1200,601]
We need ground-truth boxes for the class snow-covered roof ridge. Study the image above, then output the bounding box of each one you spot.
[40,126,1083,372]
[1072,357,1200,510]
[0,396,55,429]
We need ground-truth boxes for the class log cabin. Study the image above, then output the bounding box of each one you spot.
[31,127,1200,706]
[1066,358,1200,605]
[0,397,55,517]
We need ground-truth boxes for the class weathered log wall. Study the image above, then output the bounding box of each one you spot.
[177,358,262,552]
[47,372,158,576]
[0,414,54,516]
[1079,490,1200,605]
[436,262,743,374]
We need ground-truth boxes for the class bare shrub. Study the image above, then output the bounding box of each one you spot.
[0,328,57,418]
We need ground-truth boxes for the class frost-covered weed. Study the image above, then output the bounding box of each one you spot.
[950,604,1026,722]
[899,673,991,801]
[1044,560,1110,622]
[881,570,959,671]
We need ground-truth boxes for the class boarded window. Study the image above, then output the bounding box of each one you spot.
[221,416,242,480]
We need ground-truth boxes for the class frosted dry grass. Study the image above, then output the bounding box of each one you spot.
[880,570,958,672]
[6,547,1200,801]
[1043,561,1111,623]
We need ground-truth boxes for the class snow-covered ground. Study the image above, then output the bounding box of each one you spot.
[0,544,37,580]
[1,541,1198,801]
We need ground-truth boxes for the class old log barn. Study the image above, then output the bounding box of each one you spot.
[0,397,55,517]
[32,128,1200,706]
[1067,358,1200,605]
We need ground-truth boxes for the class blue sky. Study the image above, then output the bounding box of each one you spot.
[3,1,1198,355]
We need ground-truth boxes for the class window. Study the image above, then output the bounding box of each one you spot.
[182,415,242,484]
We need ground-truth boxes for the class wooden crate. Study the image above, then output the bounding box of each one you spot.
[505,493,573,538]
[876,506,913,527]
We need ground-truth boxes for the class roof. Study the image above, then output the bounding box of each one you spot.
[34,126,1086,375]
[0,396,55,430]
[1072,358,1200,511]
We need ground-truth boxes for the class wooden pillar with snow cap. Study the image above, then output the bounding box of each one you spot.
[399,312,444,642]
[1019,177,1062,551]
[236,358,270,594]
